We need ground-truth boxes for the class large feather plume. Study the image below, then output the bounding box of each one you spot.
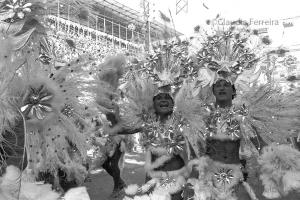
[1,32,90,186]
[237,84,300,144]
[7,61,88,184]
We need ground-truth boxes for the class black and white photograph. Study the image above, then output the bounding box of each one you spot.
[0,0,299,199]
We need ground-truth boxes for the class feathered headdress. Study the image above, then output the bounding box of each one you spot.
[145,40,193,94]
[195,23,271,89]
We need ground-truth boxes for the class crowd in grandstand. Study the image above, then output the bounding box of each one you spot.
[49,30,125,62]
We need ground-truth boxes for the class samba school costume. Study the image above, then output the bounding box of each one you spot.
[183,23,300,200]
[93,40,204,200]
[0,1,93,199]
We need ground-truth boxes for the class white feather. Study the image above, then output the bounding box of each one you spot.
[64,187,90,200]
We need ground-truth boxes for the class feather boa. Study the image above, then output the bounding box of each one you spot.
[258,143,300,198]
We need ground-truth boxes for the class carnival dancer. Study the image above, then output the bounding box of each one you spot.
[95,41,207,200]
[183,22,300,200]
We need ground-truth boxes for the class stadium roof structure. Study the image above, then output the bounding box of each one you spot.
[50,0,182,41]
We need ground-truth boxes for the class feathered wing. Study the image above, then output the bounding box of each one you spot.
[3,30,92,183]
[174,80,208,158]
[237,85,300,144]
[7,61,88,184]
[50,55,96,131]
[0,0,93,189]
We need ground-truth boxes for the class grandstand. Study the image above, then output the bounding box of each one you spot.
[47,0,182,53]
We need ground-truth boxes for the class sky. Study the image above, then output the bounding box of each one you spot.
[115,0,300,49]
